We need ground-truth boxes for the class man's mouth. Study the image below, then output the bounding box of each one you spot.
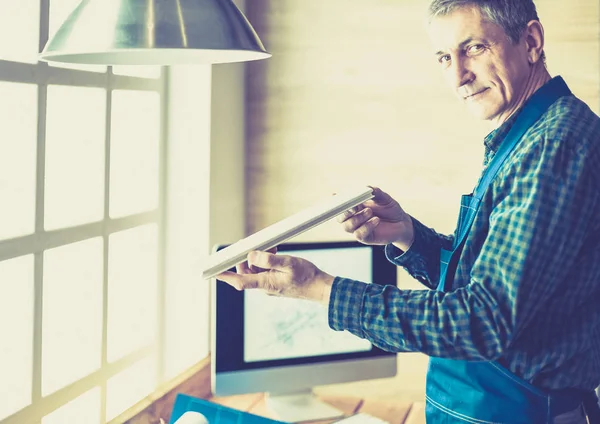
[464,88,489,100]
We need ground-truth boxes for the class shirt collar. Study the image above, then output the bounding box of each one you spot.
[483,108,521,154]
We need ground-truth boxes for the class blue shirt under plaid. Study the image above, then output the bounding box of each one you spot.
[328,77,600,391]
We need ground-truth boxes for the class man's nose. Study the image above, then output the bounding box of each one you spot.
[449,57,474,89]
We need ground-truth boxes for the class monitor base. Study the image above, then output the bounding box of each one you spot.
[266,390,344,423]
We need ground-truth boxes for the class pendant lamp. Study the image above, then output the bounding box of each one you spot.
[39,0,271,65]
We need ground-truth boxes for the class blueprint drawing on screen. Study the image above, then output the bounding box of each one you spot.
[244,247,373,362]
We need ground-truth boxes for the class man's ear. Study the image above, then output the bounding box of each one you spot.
[524,20,545,64]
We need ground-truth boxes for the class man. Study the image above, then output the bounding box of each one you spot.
[218,0,600,422]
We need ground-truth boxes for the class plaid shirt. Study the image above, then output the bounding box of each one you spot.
[329,78,600,391]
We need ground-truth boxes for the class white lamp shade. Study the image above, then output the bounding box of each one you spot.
[39,0,271,65]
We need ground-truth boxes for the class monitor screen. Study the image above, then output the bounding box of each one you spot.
[212,241,397,398]
[243,246,373,363]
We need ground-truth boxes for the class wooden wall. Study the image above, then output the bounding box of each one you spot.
[243,0,600,401]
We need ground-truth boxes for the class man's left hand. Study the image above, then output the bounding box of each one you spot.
[216,251,335,305]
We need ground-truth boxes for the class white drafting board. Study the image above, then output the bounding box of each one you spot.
[202,187,374,279]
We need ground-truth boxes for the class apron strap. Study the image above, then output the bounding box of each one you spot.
[441,77,571,291]
[583,390,600,424]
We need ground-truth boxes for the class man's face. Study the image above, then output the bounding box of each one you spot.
[428,7,531,124]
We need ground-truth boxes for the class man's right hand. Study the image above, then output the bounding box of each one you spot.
[337,187,414,251]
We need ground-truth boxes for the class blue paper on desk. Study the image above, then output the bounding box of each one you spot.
[170,394,288,424]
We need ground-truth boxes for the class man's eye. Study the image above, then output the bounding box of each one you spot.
[438,55,451,65]
[468,44,485,54]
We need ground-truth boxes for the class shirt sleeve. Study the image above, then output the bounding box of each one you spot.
[329,133,594,360]
[384,218,454,290]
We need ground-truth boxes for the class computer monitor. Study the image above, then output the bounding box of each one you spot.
[211,241,397,422]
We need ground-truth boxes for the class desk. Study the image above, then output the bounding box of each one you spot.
[208,393,426,424]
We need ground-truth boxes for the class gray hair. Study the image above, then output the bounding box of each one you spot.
[428,0,541,45]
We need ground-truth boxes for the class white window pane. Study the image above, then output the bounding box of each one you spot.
[42,387,101,424]
[109,90,160,218]
[164,190,209,378]
[108,225,157,361]
[0,82,37,240]
[49,0,106,73]
[164,66,211,379]
[112,66,162,79]
[45,85,105,230]
[164,272,209,380]
[0,256,34,421]
[106,356,155,422]
[0,1,40,63]
[42,238,103,395]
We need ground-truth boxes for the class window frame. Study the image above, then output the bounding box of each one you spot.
[0,1,190,422]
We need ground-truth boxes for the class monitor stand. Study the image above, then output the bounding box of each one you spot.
[266,389,344,423]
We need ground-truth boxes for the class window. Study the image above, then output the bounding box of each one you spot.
[0,2,211,423]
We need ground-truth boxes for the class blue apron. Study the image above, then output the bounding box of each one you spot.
[425,77,598,423]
